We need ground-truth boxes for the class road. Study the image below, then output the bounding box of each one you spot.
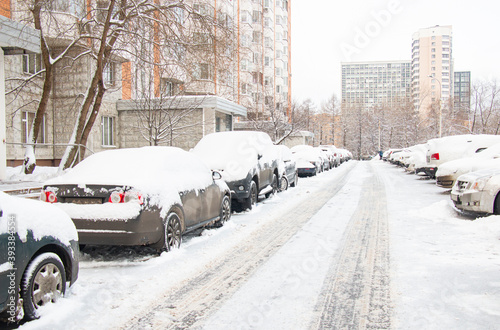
[18,160,497,330]
[118,161,392,329]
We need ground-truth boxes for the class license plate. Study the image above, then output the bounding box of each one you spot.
[65,197,103,204]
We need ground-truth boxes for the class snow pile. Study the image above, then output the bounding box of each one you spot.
[0,192,78,244]
[6,165,60,182]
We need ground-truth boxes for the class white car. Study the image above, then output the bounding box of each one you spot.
[451,168,500,214]
[422,134,500,178]
[291,145,323,176]
[436,142,500,188]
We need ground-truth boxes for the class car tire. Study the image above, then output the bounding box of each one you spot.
[494,193,500,214]
[290,172,298,187]
[243,181,258,211]
[265,174,278,198]
[164,212,182,251]
[279,175,288,192]
[21,252,66,320]
[214,195,231,227]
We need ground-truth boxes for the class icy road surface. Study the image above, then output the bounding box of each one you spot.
[17,160,500,330]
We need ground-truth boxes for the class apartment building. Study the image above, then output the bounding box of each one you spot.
[341,60,411,108]
[1,0,291,167]
[411,25,453,114]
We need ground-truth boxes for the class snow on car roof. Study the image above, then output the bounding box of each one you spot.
[0,192,78,244]
[45,147,214,194]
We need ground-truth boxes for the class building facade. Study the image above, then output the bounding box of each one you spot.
[1,0,291,167]
[341,60,411,108]
[411,25,454,114]
[454,71,471,112]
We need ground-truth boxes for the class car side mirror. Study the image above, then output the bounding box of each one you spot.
[212,171,222,180]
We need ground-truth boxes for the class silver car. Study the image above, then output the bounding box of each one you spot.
[450,168,500,214]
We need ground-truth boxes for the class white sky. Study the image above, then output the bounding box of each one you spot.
[291,0,500,109]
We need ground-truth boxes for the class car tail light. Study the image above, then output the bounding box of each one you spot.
[109,191,124,203]
[124,190,143,205]
[431,153,440,161]
[109,190,143,204]
[41,191,58,203]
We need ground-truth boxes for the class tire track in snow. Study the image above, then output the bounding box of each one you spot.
[311,162,392,329]
[121,162,357,330]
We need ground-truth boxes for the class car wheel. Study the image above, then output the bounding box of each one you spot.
[214,195,231,227]
[494,193,500,214]
[279,175,288,192]
[21,252,66,320]
[290,172,298,187]
[265,174,278,198]
[164,212,182,251]
[243,181,258,210]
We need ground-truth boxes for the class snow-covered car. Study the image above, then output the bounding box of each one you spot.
[337,148,352,163]
[450,168,500,214]
[192,131,279,212]
[401,144,427,174]
[41,147,231,250]
[274,145,298,191]
[436,142,500,188]
[0,193,79,322]
[423,134,500,178]
[316,148,331,171]
[319,145,340,167]
[291,145,323,175]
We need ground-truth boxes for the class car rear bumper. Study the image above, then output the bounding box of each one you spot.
[436,174,455,188]
[297,168,316,176]
[54,203,163,246]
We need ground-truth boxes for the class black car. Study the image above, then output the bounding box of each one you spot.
[192,131,280,211]
[0,193,79,322]
[41,147,231,250]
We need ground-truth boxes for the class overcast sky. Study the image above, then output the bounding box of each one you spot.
[291,0,500,109]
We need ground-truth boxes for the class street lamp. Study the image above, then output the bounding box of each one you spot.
[428,74,442,138]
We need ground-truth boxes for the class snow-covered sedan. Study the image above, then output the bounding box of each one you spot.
[291,145,323,176]
[192,131,280,212]
[451,168,500,214]
[41,147,231,251]
[0,193,79,322]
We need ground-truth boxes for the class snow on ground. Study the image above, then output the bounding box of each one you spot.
[375,160,500,329]
[9,160,500,329]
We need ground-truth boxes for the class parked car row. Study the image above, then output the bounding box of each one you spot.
[384,134,500,216]
[1,130,351,323]
[292,145,351,177]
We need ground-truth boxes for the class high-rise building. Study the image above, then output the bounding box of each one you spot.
[454,71,471,112]
[237,0,291,119]
[411,25,453,114]
[341,60,411,108]
[1,0,292,166]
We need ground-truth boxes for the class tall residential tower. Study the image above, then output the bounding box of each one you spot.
[411,25,453,114]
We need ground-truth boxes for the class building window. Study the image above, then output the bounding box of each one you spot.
[103,62,116,87]
[48,0,85,16]
[23,54,43,75]
[225,114,232,131]
[21,111,45,144]
[252,11,261,24]
[101,116,114,146]
[252,31,261,43]
[216,117,221,132]
[194,63,212,80]
[160,80,174,96]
